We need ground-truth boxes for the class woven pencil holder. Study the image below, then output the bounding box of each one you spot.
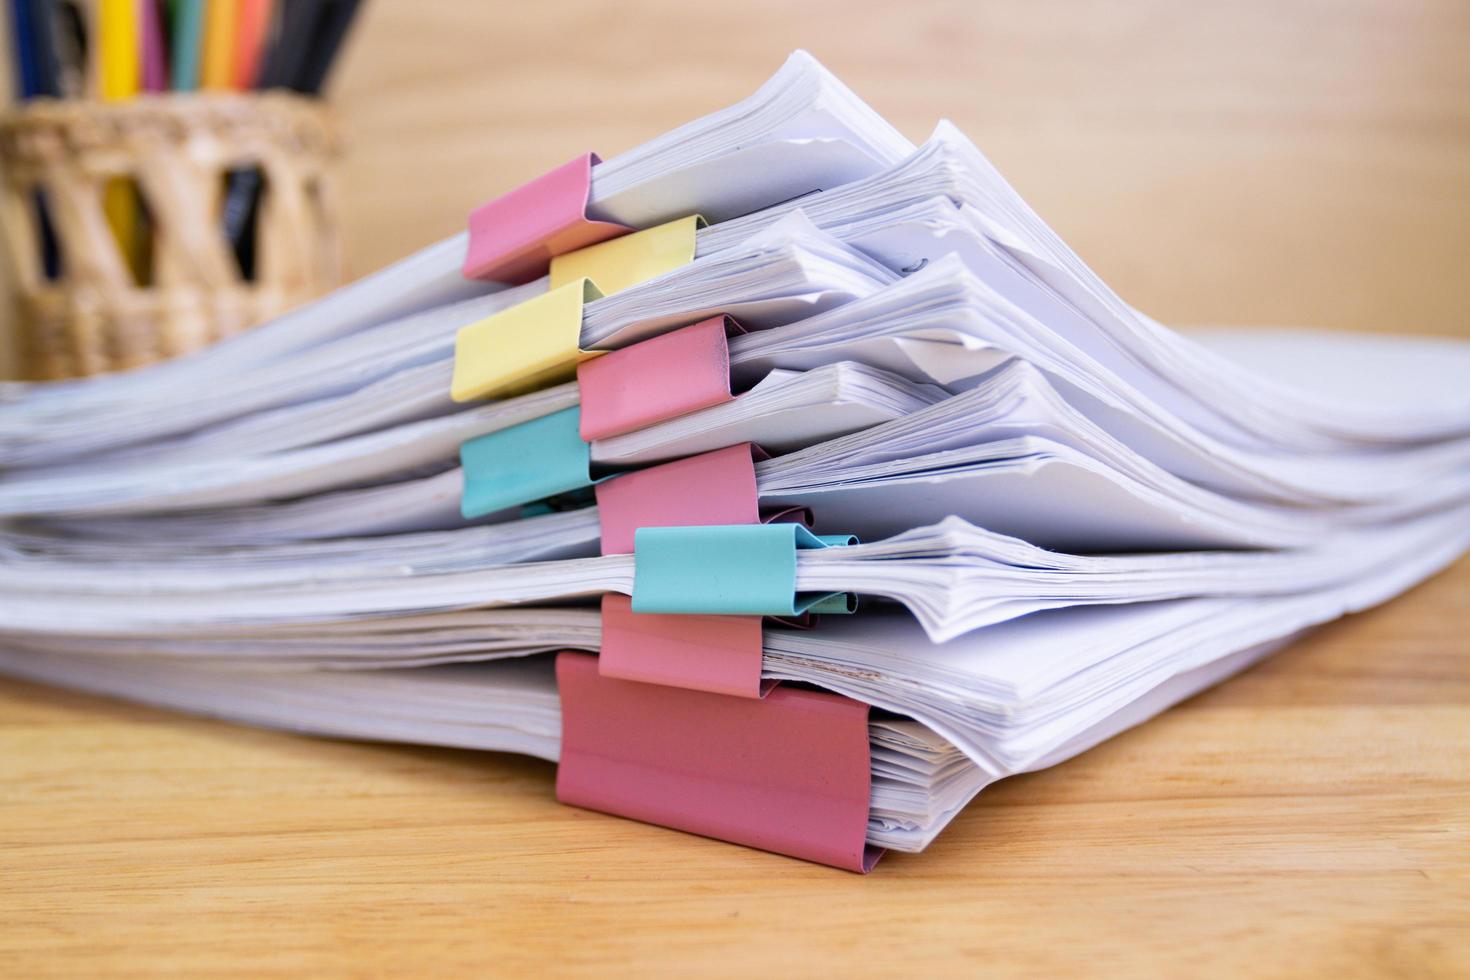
[0,92,341,380]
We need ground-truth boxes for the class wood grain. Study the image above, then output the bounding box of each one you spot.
[2,0,1469,975]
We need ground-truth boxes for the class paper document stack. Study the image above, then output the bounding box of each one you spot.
[3,52,1467,871]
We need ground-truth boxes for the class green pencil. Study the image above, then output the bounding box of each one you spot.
[171,0,204,91]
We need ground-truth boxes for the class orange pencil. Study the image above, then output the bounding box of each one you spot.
[201,0,238,90]
[232,0,275,89]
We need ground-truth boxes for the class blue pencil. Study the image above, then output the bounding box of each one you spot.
[10,0,43,97]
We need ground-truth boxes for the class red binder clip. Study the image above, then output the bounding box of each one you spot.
[556,652,882,872]
[463,153,633,285]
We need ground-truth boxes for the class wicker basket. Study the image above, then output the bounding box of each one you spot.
[0,92,341,380]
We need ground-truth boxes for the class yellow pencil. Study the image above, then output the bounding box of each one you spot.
[202,0,240,91]
[98,0,145,284]
[98,0,140,99]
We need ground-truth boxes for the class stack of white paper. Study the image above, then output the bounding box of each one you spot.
[1,51,1467,864]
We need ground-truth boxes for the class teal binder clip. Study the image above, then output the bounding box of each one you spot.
[460,407,593,518]
[631,523,859,616]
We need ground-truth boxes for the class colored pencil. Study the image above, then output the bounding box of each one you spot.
[231,0,273,88]
[98,0,146,283]
[170,0,205,91]
[200,0,237,90]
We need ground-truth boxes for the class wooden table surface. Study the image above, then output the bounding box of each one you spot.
[3,1,1469,975]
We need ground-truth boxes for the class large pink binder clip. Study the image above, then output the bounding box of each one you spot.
[576,316,743,441]
[556,652,882,872]
[463,153,633,285]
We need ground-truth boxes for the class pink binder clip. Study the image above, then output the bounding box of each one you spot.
[577,316,744,442]
[593,444,817,696]
[463,153,633,284]
[556,652,882,872]
[599,593,771,698]
[594,443,763,556]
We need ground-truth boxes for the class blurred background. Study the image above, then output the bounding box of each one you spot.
[2,0,1467,378]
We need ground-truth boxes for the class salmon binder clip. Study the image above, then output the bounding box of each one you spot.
[463,153,632,285]
[598,593,770,699]
[631,523,857,617]
[594,443,762,554]
[595,444,819,696]
[577,316,743,442]
[592,441,815,548]
[556,651,883,872]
